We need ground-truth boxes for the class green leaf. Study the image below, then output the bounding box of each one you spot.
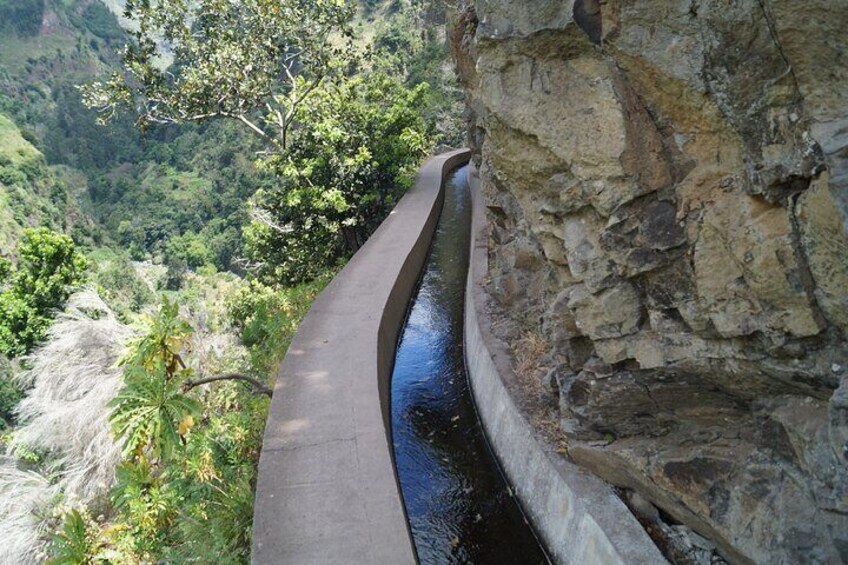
[46,509,93,565]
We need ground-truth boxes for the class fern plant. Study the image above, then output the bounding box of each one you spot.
[109,370,200,460]
[109,297,200,460]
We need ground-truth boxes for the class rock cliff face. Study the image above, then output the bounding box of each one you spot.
[450,1,848,563]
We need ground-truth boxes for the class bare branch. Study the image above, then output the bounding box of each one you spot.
[283,60,297,87]
[219,112,277,146]
[185,112,223,121]
[182,373,273,397]
[250,205,295,234]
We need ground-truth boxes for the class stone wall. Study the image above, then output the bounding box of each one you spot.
[450,1,848,563]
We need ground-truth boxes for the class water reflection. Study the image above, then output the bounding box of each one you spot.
[391,166,549,564]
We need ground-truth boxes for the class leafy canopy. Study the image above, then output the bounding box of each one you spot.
[81,0,438,287]
[82,0,355,152]
[246,72,432,284]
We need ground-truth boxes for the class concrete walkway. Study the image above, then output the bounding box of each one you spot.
[251,149,470,564]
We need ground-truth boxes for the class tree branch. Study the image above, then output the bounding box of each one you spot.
[250,205,295,234]
[182,373,273,397]
[228,113,276,146]
[281,75,324,149]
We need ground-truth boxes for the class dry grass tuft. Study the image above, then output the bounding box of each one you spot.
[512,330,549,386]
[0,459,60,565]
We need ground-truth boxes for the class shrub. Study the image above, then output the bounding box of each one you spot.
[0,353,19,428]
[0,228,87,357]
[92,255,153,317]
[0,166,26,185]
[0,376,21,429]
[164,232,213,269]
[226,272,334,374]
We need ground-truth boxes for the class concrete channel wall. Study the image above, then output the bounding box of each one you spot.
[251,149,470,565]
[464,165,669,565]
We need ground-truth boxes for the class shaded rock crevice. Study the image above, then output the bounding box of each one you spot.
[572,0,602,45]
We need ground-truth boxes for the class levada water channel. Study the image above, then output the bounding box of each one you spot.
[390,164,550,564]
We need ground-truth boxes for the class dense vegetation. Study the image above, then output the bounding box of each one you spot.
[0,0,461,562]
[0,0,45,37]
[43,284,326,563]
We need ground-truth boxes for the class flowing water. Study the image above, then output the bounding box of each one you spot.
[391,165,550,564]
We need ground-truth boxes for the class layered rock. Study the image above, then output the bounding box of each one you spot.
[450,1,848,562]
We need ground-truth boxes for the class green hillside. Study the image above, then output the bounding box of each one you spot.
[0,113,91,254]
[0,113,40,165]
[0,0,129,253]
[0,112,43,252]
[0,0,265,271]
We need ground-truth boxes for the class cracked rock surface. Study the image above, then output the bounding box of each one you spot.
[450,0,848,562]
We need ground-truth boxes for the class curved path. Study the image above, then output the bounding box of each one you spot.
[251,149,470,565]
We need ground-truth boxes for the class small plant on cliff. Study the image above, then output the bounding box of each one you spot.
[109,297,200,460]
[46,509,98,565]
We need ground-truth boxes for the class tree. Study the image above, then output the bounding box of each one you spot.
[13,228,88,313]
[81,0,355,153]
[82,0,437,286]
[0,228,87,357]
[245,72,432,284]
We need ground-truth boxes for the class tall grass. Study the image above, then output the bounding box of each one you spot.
[1,290,132,563]
[13,290,132,498]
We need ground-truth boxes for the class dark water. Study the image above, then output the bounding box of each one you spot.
[391,166,549,564]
